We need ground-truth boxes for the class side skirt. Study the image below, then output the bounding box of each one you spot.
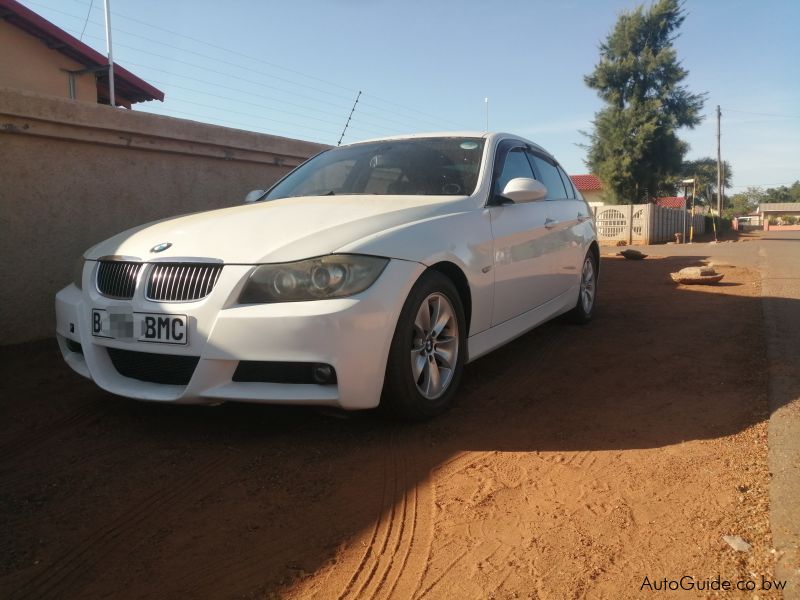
[466,285,578,364]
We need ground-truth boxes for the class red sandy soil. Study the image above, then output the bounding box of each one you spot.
[0,256,777,599]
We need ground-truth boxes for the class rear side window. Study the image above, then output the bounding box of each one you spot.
[528,153,567,200]
[556,165,576,199]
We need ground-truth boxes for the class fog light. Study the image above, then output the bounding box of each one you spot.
[311,363,334,384]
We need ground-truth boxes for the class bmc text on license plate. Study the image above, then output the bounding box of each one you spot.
[92,310,188,345]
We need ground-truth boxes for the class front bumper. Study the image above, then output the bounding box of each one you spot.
[56,259,424,409]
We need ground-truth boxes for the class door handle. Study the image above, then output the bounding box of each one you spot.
[545,218,558,229]
[577,213,590,223]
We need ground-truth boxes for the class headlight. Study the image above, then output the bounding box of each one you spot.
[73,258,84,290]
[239,254,389,303]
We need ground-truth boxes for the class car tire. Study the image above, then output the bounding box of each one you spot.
[567,249,599,324]
[380,270,467,420]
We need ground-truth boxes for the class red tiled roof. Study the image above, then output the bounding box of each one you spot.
[654,197,686,209]
[570,174,602,191]
[0,0,163,106]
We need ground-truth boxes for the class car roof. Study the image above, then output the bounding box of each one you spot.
[354,131,489,144]
[347,131,554,160]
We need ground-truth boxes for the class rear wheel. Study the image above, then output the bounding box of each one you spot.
[568,250,598,324]
[381,271,466,420]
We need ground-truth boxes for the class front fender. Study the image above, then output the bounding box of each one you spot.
[336,209,495,336]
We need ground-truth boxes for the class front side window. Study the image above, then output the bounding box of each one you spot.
[528,153,567,200]
[265,137,486,200]
[493,148,535,198]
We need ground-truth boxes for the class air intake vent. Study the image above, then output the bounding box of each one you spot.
[233,361,337,384]
[146,264,223,302]
[107,348,199,385]
[96,261,143,299]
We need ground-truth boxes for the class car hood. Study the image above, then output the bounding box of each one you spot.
[84,195,476,264]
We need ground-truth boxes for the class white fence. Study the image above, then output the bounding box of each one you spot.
[593,204,705,245]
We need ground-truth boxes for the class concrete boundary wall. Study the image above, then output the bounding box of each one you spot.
[0,87,328,344]
[594,203,705,245]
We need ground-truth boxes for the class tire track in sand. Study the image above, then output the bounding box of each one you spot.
[333,428,435,600]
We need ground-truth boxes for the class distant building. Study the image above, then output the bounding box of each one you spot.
[653,196,686,209]
[0,0,163,107]
[758,203,800,223]
[570,174,604,204]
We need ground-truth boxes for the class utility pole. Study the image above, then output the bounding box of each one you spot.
[103,0,115,107]
[484,97,489,132]
[716,105,722,216]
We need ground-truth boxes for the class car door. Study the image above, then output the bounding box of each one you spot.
[488,142,558,326]
[556,162,592,281]
[526,151,583,298]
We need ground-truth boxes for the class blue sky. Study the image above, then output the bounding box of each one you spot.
[21,0,800,191]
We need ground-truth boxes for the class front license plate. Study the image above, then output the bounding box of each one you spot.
[92,310,188,345]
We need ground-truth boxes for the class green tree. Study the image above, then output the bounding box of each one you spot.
[725,186,763,218]
[762,181,800,203]
[680,157,732,205]
[584,0,705,204]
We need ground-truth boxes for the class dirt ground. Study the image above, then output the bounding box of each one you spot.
[0,255,780,599]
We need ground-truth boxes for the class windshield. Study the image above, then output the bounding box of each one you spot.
[265,137,486,200]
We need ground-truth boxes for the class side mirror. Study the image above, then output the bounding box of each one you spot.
[501,178,547,203]
[244,189,267,204]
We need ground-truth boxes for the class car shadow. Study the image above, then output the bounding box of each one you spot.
[0,256,792,599]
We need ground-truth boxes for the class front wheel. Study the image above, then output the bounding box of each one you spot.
[381,271,467,420]
[567,250,598,324]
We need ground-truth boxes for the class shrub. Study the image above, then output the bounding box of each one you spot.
[706,216,732,232]
[769,217,779,225]
[781,215,798,225]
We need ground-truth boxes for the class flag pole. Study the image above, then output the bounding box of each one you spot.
[103,0,115,106]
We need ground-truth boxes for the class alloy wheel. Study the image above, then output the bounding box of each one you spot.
[410,293,459,400]
[580,256,596,314]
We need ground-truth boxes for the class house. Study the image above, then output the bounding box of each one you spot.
[758,203,800,230]
[0,0,163,107]
[570,174,604,204]
[653,196,686,209]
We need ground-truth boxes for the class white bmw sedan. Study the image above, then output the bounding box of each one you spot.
[56,132,598,419]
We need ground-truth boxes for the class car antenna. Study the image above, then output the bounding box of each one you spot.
[337,90,362,147]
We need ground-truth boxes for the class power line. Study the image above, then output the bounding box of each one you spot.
[133,67,402,136]
[101,27,459,131]
[142,79,394,138]
[119,56,432,136]
[118,28,360,104]
[58,10,457,136]
[57,0,358,94]
[113,54,449,135]
[727,182,798,189]
[71,27,428,133]
[28,0,468,130]
[725,109,800,119]
[25,1,358,105]
[78,0,93,40]
[360,93,468,130]
[120,53,438,134]
[147,106,325,142]
[121,59,409,137]
[176,98,343,137]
